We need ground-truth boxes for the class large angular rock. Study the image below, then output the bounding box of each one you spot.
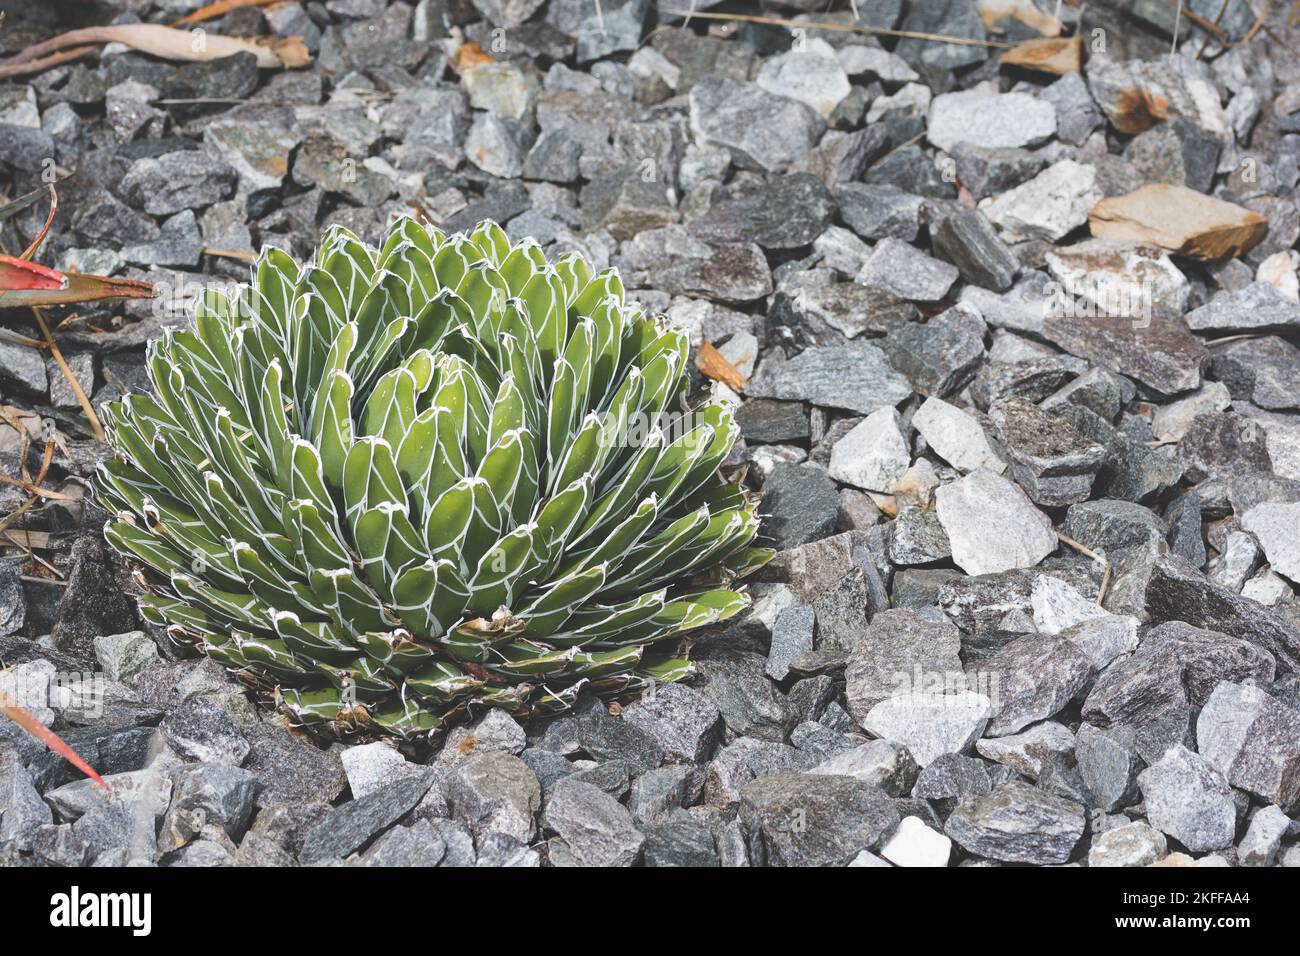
[1143,553,1300,672]
[1089,185,1269,261]
[944,781,1085,864]
[1041,311,1207,396]
[689,173,835,250]
[982,159,1103,242]
[1076,723,1143,811]
[975,721,1076,780]
[760,461,840,550]
[1196,681,1300,812]
[298,772,436,865]
[445,752,541,843]
[693,647,793,743]
[827,407,910,493]
[1211,336,1300,411]
[689,76,825,172]
[745,342,912,415]
[930,209,1018,292]
[861,690,991,767]
[912,397,1004,474]
[926,89,1056,152]
[542,779,644,866]
[934,469,1058,576]
[1138,746,1236,853]
[880,305,986,399]
[620,684,723,764]
[844,609,964,721]
[739,773,900,866]
[1081,621,1276,755]
[1187,281,1300,334]
[857,237,959,302]
[981,635,1094,736]
[991,399,1107,506]
[755,38,851,119]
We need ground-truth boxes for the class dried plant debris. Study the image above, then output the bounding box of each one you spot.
[1,0,1300,869]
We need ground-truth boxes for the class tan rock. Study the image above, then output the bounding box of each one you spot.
[1002,36,1081,76]
[1089,184,1269,261]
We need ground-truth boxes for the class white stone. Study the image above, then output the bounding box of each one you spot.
[1031,575,1109,635]
[881,815,952,867]
[934,469,1058,575]
[717,330,759,379]
[912,396,1005,474]
[1256,250,1299,300]
[862,690,991,767]
[837,45,918,83]
[341,742,423,799]
[1150,381,1231,443]
[755,38,850,119]
[1045,239,1190,314]
[1088,822,1168,867]
[848,849,892,866]
[1242,501,1300,584]
[981,160,1103,242]
[828,406,911,493]
[927,88,1057,153]
[1239,805,1289,866]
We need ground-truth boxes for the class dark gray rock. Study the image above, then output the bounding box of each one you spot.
[621,683,723,764]
[894,0,989,70]
[1064,498,1170,560]
[1179,411,1272,483]
[735,400,810,445]
[1082,620,1276,759]
[1041,312,1208,397]
[766,604,815,682]
[981,634,1094,736]
[642,816,720,867]
[836,182,925,242]
[358,819,447,867]
[1076,723,1143,811]
[542,778,644,866]
[690,76,825,173]
[881,305,985,399]
[690,173,835,249]
[444,751,541,843]
[693,646,794,742]
[0,752,51,851]
[931,209,1018,292]
[944,781,1085,864]
[759,462,840,550]
[119,150,237,216]
[242,723,347,807]
[746,342,912,415]
[704,736,818,807]
[739,773,900,866]
[298,772,436,865]
[888,507,952,565]
[845,608,963,721]
[1210,337,1300,411]
[1143,554,1300,673]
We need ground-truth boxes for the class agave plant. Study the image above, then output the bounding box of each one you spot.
[95,218,769,738]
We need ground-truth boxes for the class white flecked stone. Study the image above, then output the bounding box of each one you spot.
[912,396,1005,473]
[828,406,911,493]
[935,469,1058,575]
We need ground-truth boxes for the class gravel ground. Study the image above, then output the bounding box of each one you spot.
[3,0,1300,868]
